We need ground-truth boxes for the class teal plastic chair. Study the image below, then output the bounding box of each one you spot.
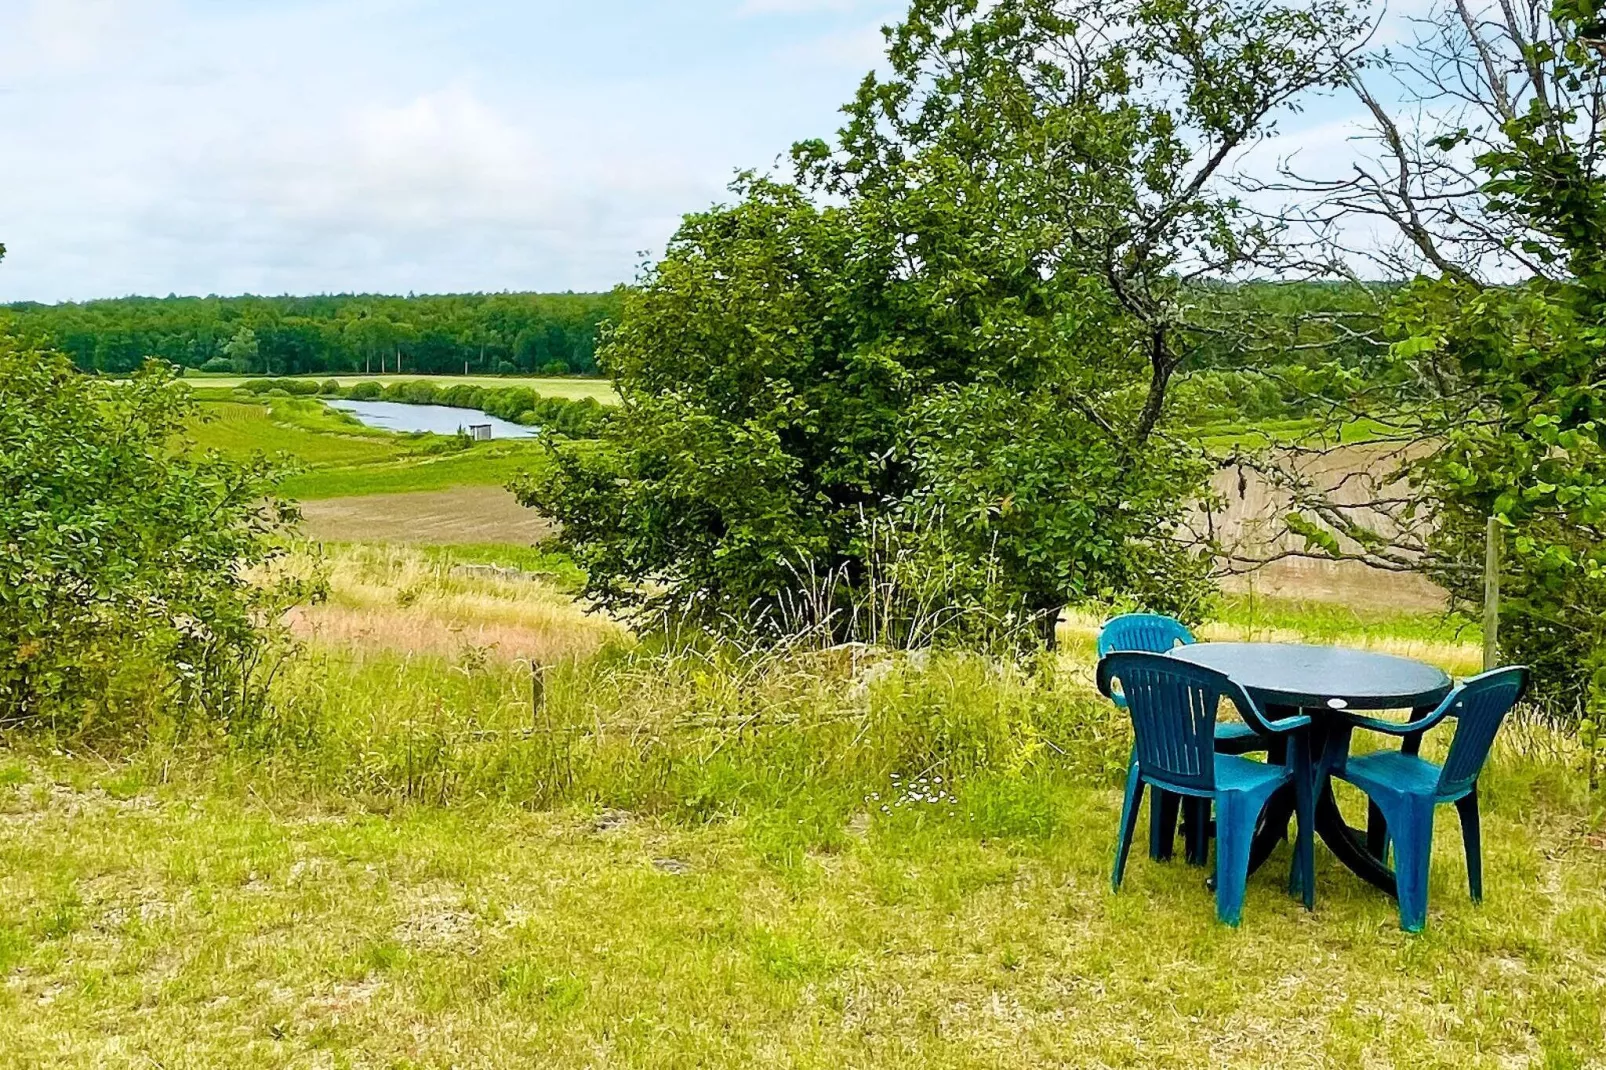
[1098,652,1315,926]
[1097,615,1261,753]
[1097,614,1263,865]
[1330,666,1529,932]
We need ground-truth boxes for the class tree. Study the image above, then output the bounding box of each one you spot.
[223,325,259,373]
[519,0,1367,645]
[0,338,308,731]
[1271,1,1606,723]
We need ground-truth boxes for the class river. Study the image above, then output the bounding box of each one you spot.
[327,400,540,439]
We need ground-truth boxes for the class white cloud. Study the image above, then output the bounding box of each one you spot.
[2,1,846,301]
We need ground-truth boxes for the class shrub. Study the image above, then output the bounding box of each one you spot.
[0,341,312,733]
[200,356,233,374]
[346,381,382,401]
[318,379,341,396]
[540,360,570,376]
[399,381,439,405]
[242,378,319,397]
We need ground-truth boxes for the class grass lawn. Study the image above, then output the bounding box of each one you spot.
[2,553,1601,1067]
[279,445,547,500]
[0,744,1600,1068]
[188,400,409,469]
[187,373,618,403]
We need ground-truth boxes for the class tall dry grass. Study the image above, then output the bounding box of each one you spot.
[285,543,623,666]
[164,543,1582,829]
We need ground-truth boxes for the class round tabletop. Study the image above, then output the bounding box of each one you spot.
[1167,642,1453,711]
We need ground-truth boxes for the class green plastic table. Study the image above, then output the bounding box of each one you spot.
[1168,642,1454,895]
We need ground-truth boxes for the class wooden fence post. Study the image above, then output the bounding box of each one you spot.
[1483,516,1502,672]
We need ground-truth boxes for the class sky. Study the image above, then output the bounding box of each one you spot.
[0,0,908,303]
[0,0,1429,304]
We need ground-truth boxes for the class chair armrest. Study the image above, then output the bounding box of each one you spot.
[1257,711,1313,733]
[1228,682,1310,735]
[1339,703,1454,738]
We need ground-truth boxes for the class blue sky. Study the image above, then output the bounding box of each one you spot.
[0,0,1425,303]
[0,0,906,302]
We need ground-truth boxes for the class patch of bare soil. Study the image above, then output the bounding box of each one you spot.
[1208,442,1450,613]
[1220,556,1448,612]
[300,487,554,546]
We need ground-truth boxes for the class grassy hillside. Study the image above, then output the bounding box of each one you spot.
[185,396,549,500]
[0,548,1597,1068]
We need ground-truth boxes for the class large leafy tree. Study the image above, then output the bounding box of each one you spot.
[520,0,1366,644]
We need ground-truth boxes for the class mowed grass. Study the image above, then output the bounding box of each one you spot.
[188,372,618,403]
[1,560,1601,1067]
[279,445,547,500]
[0,741,1600,1066]
[189,399,415,468]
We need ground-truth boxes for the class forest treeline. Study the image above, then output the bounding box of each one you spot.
[0,291,622,377]
[1,282,1385,423]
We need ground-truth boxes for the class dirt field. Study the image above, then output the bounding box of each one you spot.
[300,486,554,546]
[1209,442,1449,612]
[301,474,1448,612]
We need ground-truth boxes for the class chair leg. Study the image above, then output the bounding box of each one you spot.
[1456,786,1483,903]
[1389,798,1437,933]
[1288,739,1316,910]
[1367,801,1390,862]
[1150,788,1181,862]
[1112,763,1145,892]
[1183,797,1211,867]
[1214,792,1255,927]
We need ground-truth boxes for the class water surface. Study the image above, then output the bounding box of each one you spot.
[327,400,539,439]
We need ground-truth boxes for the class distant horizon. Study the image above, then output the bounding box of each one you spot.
[2,287,625,309]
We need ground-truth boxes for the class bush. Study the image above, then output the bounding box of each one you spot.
[399,381,439,405]
[0,342,312,733]
[318,379,341,396]
[540,360,570,376]
[200,356,233,373]
[241,378,319,397]
[346,381,382,401]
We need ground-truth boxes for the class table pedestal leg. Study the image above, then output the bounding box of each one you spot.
[1314,783,1398,898]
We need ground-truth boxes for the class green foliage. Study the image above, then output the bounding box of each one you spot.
[1382,9,1606,720]
[522,0,1362,644]
[2,291,621,377]
[0,338,312,732]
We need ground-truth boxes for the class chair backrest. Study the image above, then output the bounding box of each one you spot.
[1098,651,1242,794]
[1436,666,1530,798]
[1097,614,1196,658]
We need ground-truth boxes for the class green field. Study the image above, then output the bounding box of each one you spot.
[185,396,549,500]
[0,549,1599,1068]
[186,372,618,404]
[279,445,547,499]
